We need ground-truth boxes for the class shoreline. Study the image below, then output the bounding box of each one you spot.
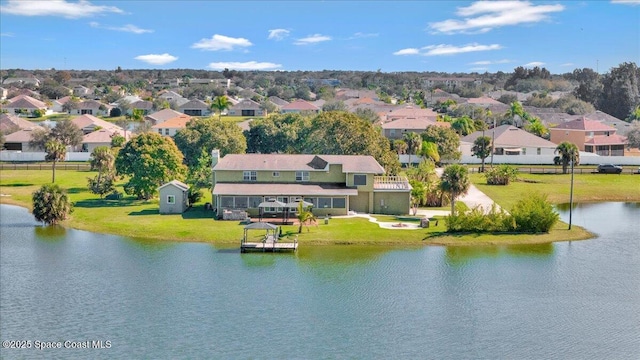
[0,200,595,247]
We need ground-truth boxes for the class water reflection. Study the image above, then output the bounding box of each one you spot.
[445,243,553,265]
[34,225,67,241]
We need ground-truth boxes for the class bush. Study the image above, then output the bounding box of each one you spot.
[32,184,73,225]
[510,193,559,233]
[485,165,518,185]
[105,191,123,200]
[446,204,515,233]
[187,188,203,206]
[110,108,122,117]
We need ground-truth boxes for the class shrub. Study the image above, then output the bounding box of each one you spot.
[485,165,518,185]
[446,204,514,233]
[32,184,73,225]
[510,193,559,233]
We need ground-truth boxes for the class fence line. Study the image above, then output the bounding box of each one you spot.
[0,163,91,171]
[467,166,639,174]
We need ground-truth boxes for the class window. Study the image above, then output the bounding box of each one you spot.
[304,198,317,207]
[389,129,396,136]
[537,148,541,155]
[272,172,280,177]
[296,171,309,182]
[235,196,248,209]
[158,129,163,134]
[249,197,263,208]
[332,198,346,208]
[241,110,255,116]
[318,198,331,208]
[221,196,234,208]
[522,148,526,155]
[166,195,175,204]
[165,129,170,135]
[243,171,257,181]
[353,174,367,186]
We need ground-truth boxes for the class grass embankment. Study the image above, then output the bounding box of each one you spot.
[2,169,629,246]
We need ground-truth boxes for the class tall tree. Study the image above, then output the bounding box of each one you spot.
[525,118,548,138]
[393,139,407,156]
[472,136,492,173]
[439,164,470,216]
[419,141,440,164]
[115,132,187,200]
[174,117,246,169]
[403,132,422,167]
[572,68,602,105]
[599,62,640,120]
[50,119,83,149]
[624,121,640,149]
[555,141,580,174]
[296,202,317,234]
[210,95,230,120]
[88,146,116,198]
[451,116,476,136]
[421,126,461,162]
[32,184,73,225]
[45,140,66,183]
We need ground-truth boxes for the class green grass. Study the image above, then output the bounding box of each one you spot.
[472,172,640,210]
[0,169,600,246]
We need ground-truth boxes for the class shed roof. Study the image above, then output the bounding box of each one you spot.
[158,180,189,191]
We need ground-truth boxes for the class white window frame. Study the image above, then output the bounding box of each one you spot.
[243,171,257,181]
[295,171,309,182]
[272,171,280,177]
[166,195,175,204]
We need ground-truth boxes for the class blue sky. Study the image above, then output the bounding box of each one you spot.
[1,0,638,74]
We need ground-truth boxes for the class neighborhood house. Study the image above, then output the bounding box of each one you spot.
[211,150,411,218]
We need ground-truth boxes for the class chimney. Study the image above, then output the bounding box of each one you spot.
[211,149,220,168]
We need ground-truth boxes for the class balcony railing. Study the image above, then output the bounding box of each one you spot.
[373,176,411,191]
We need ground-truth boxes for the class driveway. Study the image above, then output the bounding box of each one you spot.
[436,167,500,213]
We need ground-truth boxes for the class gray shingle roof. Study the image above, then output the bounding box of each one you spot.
[214,154,385,173]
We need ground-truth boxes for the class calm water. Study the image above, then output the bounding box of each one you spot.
[1,203,639,359]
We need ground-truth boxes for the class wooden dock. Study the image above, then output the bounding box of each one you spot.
[240,241,298,252]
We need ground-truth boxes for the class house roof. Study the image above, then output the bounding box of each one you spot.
[151,115,192,129]
[54,96,72,105]
[281,99,320,111]
[146,109,186,123]
[179,99,208,110]
[4,127,43,142]
[213,183,358,196]
[82,128,129,144]
[551,117,617,132]
[380,117,448,130]
[131,100,153,110]
[78,99,108,109]
[71,114,123,132]
[231,99,261,110]
[158,90,183,99]
[386,105,438,120]
[465,96,503,105]
[267,96,289,107]
[584,134,627,145]
[6,95,47,109]
[0,113,39,133]
[158,179,189,191]
[462,125,558,148]
[214,154,385,174]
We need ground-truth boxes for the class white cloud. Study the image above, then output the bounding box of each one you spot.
[268,29,290,40]
[192,34,252,51]
[524,61,546,67]
[422,43,503,56]
[611,0,640,5]
[469,67,489,72]
[393,48,421,56]
[294,34,332,45]
[134,53,178,65]
[90,22,153,34]
[0,0,123,18]
[469,59,512,65]
[429,1,565,34]
[348,32,379,39]
[0,32,15,37]
[207,61,282,70]
[560,62,575,67]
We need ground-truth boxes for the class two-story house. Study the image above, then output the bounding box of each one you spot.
[549,117,627,156]
[211,151,411,217]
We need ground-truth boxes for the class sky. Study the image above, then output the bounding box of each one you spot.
[0,0,639,74]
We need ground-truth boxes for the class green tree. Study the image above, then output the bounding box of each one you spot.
[525,117,548,138]
[421,125,461,162]
[174,117,246,169]
[409,180,426,215]
[296,202,317,233]
[28,127,52,150]
[88,146,116,198]
[115,132,187,200]
[510,193,559,233]
[440,164,470,215]
[451,116,475,136]
[131,108,145,122]
[403,132,422,167]
[322,100,347,112]
[627,105,640,122]
[45,140,66,183]
[555,141,580,174]
[472,136,492,172]
[32,184,73,225]
[393,139,408,156]
[419,141,440,163]
[210,95,230,120]
[599,62,640,120]
[354,107,381,123]
[572,68,602,105]
[625,121,640,149]
[50,119,83,148]
[62,96,80,113]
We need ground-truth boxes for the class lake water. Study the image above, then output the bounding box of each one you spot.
[1,203,639,359]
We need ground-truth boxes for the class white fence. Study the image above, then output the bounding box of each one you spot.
[402,153,640,166]
[0,151,91,162]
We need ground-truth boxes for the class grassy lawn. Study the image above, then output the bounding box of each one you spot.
[0,169,602,246]
[471,172,640,210]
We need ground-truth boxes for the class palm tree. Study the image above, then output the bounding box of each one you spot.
[210,95,230,120]
[419,141,440,163]
[555,141,580,174]
[393,139,408,156]
[451,116,475,136]
[32,184,73,225]
[296,202,317,233]
[45,140,66,183]
[472,136,492,172]
[440,164,470,215]
[88,146,116,197]
[403,132,422,167]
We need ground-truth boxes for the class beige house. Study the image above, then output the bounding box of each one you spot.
[2,95,50,117]
[151,115,192,137]
[228,99,265,117]
[211,151,411,217]
[462,125,558,156]
[550,117,627,156]
[280,99,320,114]
[381,118,450,140]
[158,180,190,214]
[81,128,129,153]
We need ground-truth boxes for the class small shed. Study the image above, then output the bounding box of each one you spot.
[158,180,189,214]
